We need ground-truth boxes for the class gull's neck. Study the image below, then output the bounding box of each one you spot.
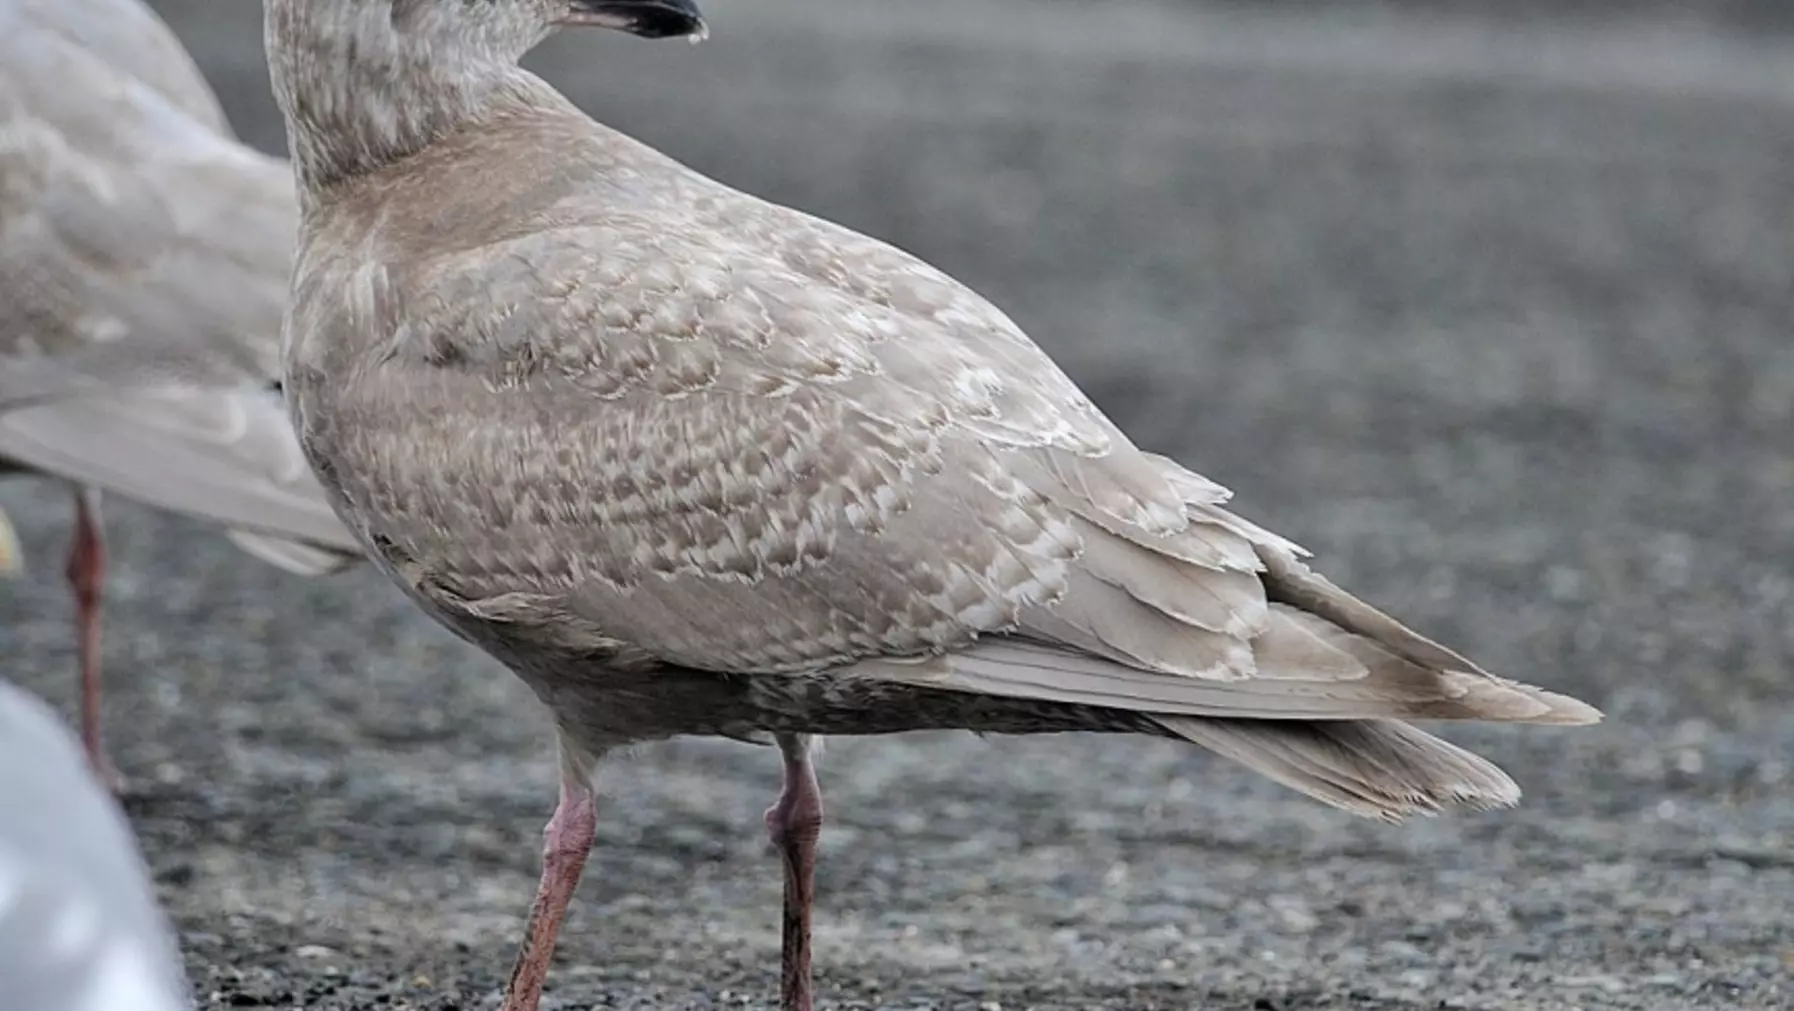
[264,1,545,197]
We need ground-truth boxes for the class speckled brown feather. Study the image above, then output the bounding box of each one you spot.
[270,0,1600,818]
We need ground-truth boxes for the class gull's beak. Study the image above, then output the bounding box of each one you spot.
[558,0,707,40]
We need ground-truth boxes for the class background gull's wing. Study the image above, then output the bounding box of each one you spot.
[0,0,357,570]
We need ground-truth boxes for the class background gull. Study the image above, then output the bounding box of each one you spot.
[0,678,191,1011]
[0,0,361,781]
[264,2,1602,1010]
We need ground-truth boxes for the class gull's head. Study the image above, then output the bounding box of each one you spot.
[265,0,705,189]
[265,0,707,100]
[380,0,708,53]
[265,0,707,58]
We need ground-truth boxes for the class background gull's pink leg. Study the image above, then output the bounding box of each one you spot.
[65,486,118,789]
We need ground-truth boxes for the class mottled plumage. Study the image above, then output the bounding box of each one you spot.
[0,0,364,777]
[264,1,1600,1008]
[0,679,191,1011]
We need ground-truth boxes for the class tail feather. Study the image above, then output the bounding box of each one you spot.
[1157,715,1522,822]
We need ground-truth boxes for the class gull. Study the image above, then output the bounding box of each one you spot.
[263,2,1603,1009]
[0,0,362,782]
[0,678,191,1011]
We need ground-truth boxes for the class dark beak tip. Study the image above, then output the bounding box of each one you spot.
[632,9,706,40]
[565,0,707,40]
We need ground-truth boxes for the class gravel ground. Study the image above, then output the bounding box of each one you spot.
[5,1,1794,1008]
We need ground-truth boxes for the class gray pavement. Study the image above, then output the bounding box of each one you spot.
[4,2,1792,1008]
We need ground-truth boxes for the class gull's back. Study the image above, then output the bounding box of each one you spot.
[0,680,190,1011]
[0,0,359,565]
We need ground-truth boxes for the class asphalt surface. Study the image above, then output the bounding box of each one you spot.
[4,2,1793,1008]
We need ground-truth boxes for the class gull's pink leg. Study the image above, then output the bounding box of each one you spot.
[765,733,823,1011]
[501,772,598,1011]
[65,487,118,789]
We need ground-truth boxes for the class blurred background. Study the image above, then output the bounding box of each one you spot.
[4,0,1792,1007]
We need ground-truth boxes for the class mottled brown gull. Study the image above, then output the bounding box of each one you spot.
[264,1,1602,1009]
[0,0,362,781]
